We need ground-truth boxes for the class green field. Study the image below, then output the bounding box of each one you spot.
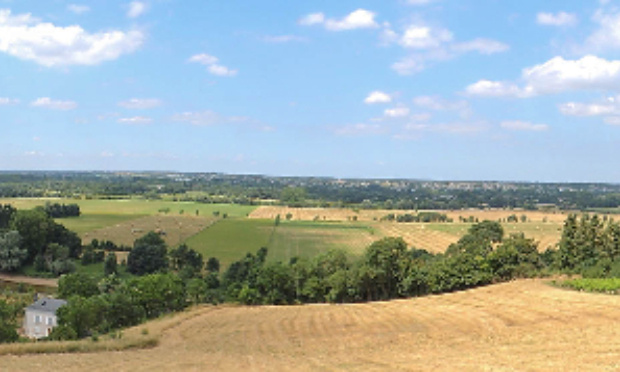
[186,219,378,269]
[185,218,275,268]
[269,221,376,262]
[557,278,620,294]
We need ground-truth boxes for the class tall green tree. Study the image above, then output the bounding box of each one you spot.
[0,231,25,272]
[127,232,168,275]
[10,208,50,262]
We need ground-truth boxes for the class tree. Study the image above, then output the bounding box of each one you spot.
[127,232,169,275]
[468,220,504,243]
[56,295,107,338]
[489,233,541,279]
[104,252,118,276]
[123,273,185,318]
[256,262,295,305]
[0,231,25,273]
[206,257,220,273]
[58,273,100,298]
[280,187,306,207]
[169,244,203,278]
[0,299,18,343]
[359,237,408,301]
[10,208,50,262]
[0,204,16,230]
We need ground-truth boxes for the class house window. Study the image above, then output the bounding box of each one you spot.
[34,315,41,324]
[46,317,53,326]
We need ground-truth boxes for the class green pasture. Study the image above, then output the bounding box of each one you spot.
[269,221,375,262]
[556,278,620,294]
[185,218,275,268]
[186,219,378,269]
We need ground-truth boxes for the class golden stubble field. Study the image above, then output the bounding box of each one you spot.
[250,206,573,252]
[82,215,215,248]
[4,280,620,371]
[249,206,570,223]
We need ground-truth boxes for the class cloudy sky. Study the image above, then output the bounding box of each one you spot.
[1,0,620,181]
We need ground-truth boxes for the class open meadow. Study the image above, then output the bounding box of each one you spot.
[3,280,620,371]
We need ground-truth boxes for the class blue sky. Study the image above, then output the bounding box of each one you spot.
[1,0,620,181]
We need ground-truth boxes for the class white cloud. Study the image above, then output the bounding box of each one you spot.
[467,55,620,98]
[189,53,237,77]
[208,64,238,77]
[299,9,378,31]
[465,80,530,97]
[384,107,410,118]
[399,25,452,49]
[451,38,509,54]
[31,97,77,110]
[577,9,620,53]
[118,98,162,109]
[298,13,325,26]
[171,111,248,126]
[0,97,18,105]
[500,120,548,131]
[524,55,620,93]
[536,12,577,26]
[67,4,90,14]
[558,96,620,122]
[0,9,144,67]
[118,116,152,125]
[364,91,392,104]
[188,53,219,65]
[558,101,618,116]
[127,1,148,18]
[387,22,508,75]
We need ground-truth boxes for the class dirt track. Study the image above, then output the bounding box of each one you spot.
[3,280,620,371]
[0,274,58,288]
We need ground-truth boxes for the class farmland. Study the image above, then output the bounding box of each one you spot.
[4,279,620,371]
[185,219,377,268]
[250,206,570,253]
[0,198,589,262]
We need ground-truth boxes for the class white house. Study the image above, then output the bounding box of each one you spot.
[23,298,67,339]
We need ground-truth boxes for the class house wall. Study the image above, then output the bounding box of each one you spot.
[23,310,58,339]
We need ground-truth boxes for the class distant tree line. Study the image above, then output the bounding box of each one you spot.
[2,172,620,210]
[382,212,451,223]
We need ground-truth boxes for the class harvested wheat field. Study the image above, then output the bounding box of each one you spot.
[377,223,460,253]
[4,280,620,371]
[82,215,215,247]
[249,206,573,223]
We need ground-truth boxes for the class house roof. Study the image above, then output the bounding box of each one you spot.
[26,298,67,314]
